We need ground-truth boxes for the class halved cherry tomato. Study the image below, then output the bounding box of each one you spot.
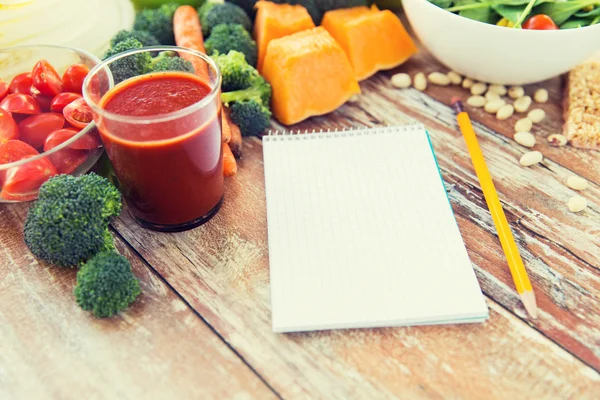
[9,72,33,94]
[63,97,92,128]
[0,140,38,165]
[44,128,100,151]
[50,92,82,113]
[0,79,8,101]
[30,87,52,112]
[0,108,19,143]
[0,154,57,201]
[523,14,558,30]
[0,93,40,115]
[19,113,65,149]
[62,64,89,93]
[32,60,63,97]
[46,147,87,174]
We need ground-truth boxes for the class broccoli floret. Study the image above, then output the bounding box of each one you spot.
[205,24,257,67]
[221,77,271,136]
[110,29,160,48]
[211,50,259,92]
[149,51,194,73]
[314,0,367,13]
[133,2,178,45]
[103,38,152,84]
[200,2,252,37]
[74,251,141,318]
[227,0,258,18]
[24,174,122,267]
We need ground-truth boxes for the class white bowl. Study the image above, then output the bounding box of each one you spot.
[402,0,600,85]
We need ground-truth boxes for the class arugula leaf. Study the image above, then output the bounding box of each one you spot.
[534,0,597,26]
[575,7,600,17]
[430,0,454,8]
[560,17,593,28]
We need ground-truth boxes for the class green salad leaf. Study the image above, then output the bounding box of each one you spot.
[560,17,594,28]
[430,0,454,8]
[534,0,597,26]
[574,7,600,17]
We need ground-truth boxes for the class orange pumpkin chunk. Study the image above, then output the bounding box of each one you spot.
[262,27,360,125]
[322,6,418,81]
[253,1,316,73]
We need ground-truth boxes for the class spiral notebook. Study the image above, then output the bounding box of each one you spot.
[262,124,488,333]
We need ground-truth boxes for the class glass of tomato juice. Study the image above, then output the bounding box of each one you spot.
[82,46,223,232]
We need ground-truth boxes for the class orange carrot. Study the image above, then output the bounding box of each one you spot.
[173,6,209,80]
[221,107,232,143]
[224,107,243,158]
[223,143,237,177]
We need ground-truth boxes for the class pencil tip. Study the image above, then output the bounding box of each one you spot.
[521,291,538,319]
[451,96,461,105]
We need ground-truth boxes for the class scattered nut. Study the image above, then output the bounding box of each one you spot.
[467,95,486,108]
[519,150,543,166]
[567,196,587,213]
[547,133,567,146]
[514,96,532,113]
[488,84,507,96]
[428,72,451,86]
[514,117,533,133]
[496,104,515,120]
[485,99,506,113]
[485,91,501,101]
[471,82,488,95]
[567,176,589,191]
[391,73,411,88]
[414,72,427,91]
[447,71,462,85]
[528,108,546,123]
[508,86,525,99]
[514,131,536,148]
[462,78,474,89]
[534,88,549,103]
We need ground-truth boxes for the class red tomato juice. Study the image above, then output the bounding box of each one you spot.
[97,72,223,228]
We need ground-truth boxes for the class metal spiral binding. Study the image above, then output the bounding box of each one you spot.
[264,123,424,142]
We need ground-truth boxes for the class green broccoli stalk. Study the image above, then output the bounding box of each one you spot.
[149,51,194,73]
[205,24,257,67]
[221,78,272,136]
[103,38,152,84]
[133,2,179,45]
[200,2,252,37]
[110,29,160,48]
[24,174,122,267]
[74,251,141,318]
[211,50,259,92]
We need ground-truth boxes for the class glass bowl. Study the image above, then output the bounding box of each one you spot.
[0,45,104,203]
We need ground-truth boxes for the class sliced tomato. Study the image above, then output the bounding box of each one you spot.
[0,93,40,115]
[0,79,8,101]
[63,97,93,128]
[0,140,39,165]
[62,64,89,93]
[44,128,100,151]
[0,155,57,201]
[32,60,63,97]
[0,108,19,143]
[19,112,65,149]
[30,87,52,112]
[50,92,82,113]
[9,72,33,94]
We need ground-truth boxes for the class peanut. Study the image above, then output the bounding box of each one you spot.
[534,88,549,103]
[496,104,514,120]
[428,72,451,86]
[447,71,462,85]
[488,84,507,96]
[467,95,486,108]
[519,151,543,166]
[514,131,536,148]
[547,134,567,146]
[514,96,532,113]
[391,73,411,88]
[515,117,533,133]
[462,78,474,89]
[567,196,587,213]
[528,108,546,123]
[485,91,501,101]
[508,86,525,99]
[485,99,506,113]
[470,82,487,96]
[414,72,427,91]
[566,176,589,191]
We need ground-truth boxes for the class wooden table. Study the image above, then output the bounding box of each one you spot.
[2,45,600,399]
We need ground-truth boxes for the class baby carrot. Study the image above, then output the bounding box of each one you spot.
[223,142,237,177]
[221,107,232,143]
[173,5,209,80]
[224,107,243,158]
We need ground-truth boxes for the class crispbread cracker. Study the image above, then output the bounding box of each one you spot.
[563,62,600,150]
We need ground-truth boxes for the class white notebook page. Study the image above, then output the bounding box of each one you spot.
[263,125,488,333]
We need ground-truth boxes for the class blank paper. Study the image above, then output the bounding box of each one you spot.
[263,125,488,333]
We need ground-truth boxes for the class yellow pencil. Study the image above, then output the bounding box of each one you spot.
[451,98,538,319]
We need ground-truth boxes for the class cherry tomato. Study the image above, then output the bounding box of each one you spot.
[30,87,52,112]
[63,97,93,128]
[45,147,88,174]
[0,108,19,143]
[523,14,559,30]
[0,79,8,101]
[18,113,65,149]
[32,60,63,97]
[50,92,82,113]
[9,72,33,94]
[0,154,57,201]
[44,128,100,151]
[0,93,40,115]
[62,64,89,93]
[0,140,38,165]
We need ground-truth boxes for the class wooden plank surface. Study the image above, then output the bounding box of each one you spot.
[0,205,277,400]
